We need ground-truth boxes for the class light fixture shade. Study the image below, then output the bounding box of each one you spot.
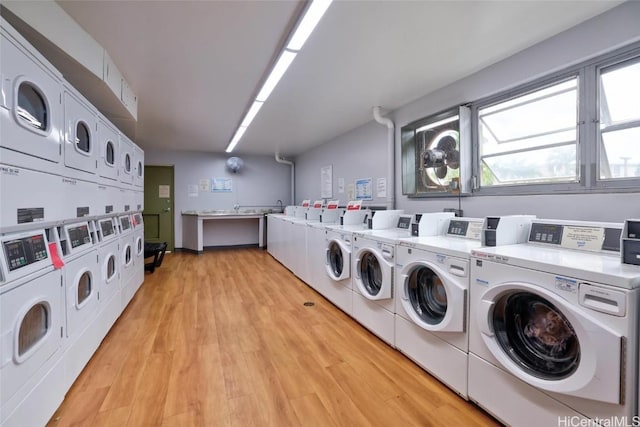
[226,126,247,153]
[287,0,333,51]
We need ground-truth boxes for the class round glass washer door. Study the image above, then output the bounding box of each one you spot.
[358,251,382,296]
[492,291,580,380]
[326,240,349,280]
[406,265,448,325]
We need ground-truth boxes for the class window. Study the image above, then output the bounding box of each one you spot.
[472,43,640,194]
[598,57,640,181]
[478,78,579,187]
[125,153,131,173]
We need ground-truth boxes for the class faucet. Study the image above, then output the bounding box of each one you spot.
[233,203,240,212]
[277,200,283,212]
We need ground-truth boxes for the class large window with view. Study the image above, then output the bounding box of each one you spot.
[478,78,579,187]
[598,57,640,182]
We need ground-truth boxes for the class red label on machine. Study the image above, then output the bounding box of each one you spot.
[48,242,64,269]
[313,200,323,208]
[327,200,339,209]
[346,201,362,211]
[301,200,311,207]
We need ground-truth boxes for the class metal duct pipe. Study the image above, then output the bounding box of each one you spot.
[372,106,395,209]
[275,152,295,205]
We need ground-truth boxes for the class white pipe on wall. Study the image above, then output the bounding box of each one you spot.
[372,106,395,209]
[275,152,295,204]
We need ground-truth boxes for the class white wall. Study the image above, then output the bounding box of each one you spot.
[295,121,389,206]
[144,149,291,248]
[295,1,640,223]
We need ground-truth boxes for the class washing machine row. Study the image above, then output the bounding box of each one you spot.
[0,18,144,232]
[468,219,640,425]
[0,214,144,426]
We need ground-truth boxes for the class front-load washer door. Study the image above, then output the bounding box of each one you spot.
[325,238,350,281]
[354,247,393,300]
[477,282,623,404]
[400,260,466,332]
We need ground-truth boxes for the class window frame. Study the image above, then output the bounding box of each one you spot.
[470,41,640,196]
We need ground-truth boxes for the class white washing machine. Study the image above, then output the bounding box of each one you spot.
[0,229,66,427]
[63,85,97,180]
[394,216,489,398]
[0,18,63,176]
[59,221,102,392]
[350,210,405,346]
[469,219,640,425]
[132,212,145,292]
[96,116,120,184]
[95,217,122,337]
[119,214,136,309]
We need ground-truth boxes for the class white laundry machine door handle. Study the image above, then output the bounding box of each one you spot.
[355,258,361,279]
[325,247,330,266]
[477,298,495,337]
[1,75,10,108]
[400,273,409,300]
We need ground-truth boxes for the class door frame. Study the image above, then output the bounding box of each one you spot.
[143,165,175,251]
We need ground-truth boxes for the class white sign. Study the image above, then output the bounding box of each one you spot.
[188,184,199,197]
[321,165,333,198]
[199,179,211,192]
[561,226,605,251]
[158,185,170,198]
[376,177,386,198]
[337,178,345,194]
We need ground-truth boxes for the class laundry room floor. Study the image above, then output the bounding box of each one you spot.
[47,249,499,427]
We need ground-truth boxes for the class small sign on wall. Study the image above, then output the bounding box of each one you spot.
[355,178,373,201]
[212,177,232,192]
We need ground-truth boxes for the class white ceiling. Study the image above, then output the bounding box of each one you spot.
[56,0,621,157]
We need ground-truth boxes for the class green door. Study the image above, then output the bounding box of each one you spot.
[143,166,175,251]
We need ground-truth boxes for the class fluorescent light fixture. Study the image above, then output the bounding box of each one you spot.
[416,115,459,133]
[255,50,297,102]
[226,126,247,153]
[287,0,333,51]
[241,101,264,128]
[226,0,333,152]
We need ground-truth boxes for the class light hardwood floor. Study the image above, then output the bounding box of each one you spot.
[48,249,499,426]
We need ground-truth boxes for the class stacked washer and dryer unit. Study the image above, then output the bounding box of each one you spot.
[0,19,144,426]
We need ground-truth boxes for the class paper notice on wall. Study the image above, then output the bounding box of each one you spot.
[321,165,332,198]
[347,184,355,200]
[159,185,170,198]
[376,177,386,198]
[212,177,232,192]
[355,178,373,201]
[338,178,345,194]
[188,184,199,197]
[199,179,211,192]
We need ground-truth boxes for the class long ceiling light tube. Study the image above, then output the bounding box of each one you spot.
[287,0,333,51]
[255,50,297,102]
[225,0,333,152]
[241,100,265,128]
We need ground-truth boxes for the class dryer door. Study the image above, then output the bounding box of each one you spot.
[477,282,623,404]
[354,246,393,300]
[63,91,97,176]
[325,238,350,281]
[399,260,466,332]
